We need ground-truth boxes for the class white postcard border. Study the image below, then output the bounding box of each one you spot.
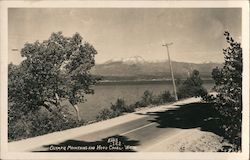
[0,1,249,160]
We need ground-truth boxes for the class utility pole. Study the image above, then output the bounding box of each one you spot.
[162,42,178,101]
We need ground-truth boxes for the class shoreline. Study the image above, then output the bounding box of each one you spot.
[96,79,214,85]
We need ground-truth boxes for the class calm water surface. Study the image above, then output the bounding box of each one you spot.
[78,81,214,121]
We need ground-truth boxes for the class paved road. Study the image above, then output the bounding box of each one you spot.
[10,97,209,152]
[34,115,182,152]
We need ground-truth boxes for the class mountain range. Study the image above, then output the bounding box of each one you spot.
[91,57,222,81]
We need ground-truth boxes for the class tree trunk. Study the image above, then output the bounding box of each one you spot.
[21,119,30,135]
[42,102,54,112]
[72,104,81,122]
[55,93,60,106]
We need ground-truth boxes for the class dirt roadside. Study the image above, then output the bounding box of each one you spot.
[143,128,233,152]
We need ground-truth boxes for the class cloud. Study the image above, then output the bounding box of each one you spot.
[207,18,225,40]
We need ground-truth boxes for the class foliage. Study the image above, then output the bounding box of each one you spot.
[140,90,155,107]
[176,78,182,86]
[96,90,175,121]
[156,90,175,104]
[177,69,208,99]
[8,107,85,141]
[96,98,133,121]
[9,32,97,115]
[96,108,116,121]
[8,32,97,141]
[110,98,128,116]
[136,90,175,107]
[208,31,242,150]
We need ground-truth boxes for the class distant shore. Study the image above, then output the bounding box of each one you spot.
[96,79,214,85]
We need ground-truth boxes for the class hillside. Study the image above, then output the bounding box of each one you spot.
[91,58,222,81]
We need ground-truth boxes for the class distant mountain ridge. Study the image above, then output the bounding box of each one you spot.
[121,56,146,64]
[91,57,222,81]
[103,56,146,65]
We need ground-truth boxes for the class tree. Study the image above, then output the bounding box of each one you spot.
[8,32,97,122]
[177,69,207,99]
[209,31,242,150]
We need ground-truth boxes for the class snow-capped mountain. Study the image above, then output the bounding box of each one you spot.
[103,56,146,65]
[91,57,222,81]
[121,56,146,64]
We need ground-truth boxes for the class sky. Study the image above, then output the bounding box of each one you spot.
[8,8,241,64]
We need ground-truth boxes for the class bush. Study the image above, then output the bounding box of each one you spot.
[157,91,175,104]
[177,70,208,99]
[140,90,154,107]
[132,101,144,108]
[125,104,136,113]
[133,90,175,107]
[96,108,116,121]
[110,98,128,116]
[8,106,85,141]
[95,90,176,126]
[96,98,135,121]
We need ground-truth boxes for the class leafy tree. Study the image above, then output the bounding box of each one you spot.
[8,32,97,122]
[209,31,242,150]
[177,69,207,99]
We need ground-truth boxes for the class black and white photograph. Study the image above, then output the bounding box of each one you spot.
[0,1,249,160]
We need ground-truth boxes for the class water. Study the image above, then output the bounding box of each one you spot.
[78,81,214,121]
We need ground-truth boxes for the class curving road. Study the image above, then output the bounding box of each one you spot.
[9,97,217,152]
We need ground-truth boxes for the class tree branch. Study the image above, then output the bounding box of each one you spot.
[41,103,53,113]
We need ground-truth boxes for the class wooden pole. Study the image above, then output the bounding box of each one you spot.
[162,42,178,101]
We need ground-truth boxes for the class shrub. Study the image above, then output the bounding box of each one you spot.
[125,104,136,113]
[177,70,208,99]
[132,101,144,108]
[140,90,154,107]
[8,107,85,141]
[157,91,175,104]
[96,98,136,121]
[110,98,128,116]
[132,90,175,107]
[96,108,115,121]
